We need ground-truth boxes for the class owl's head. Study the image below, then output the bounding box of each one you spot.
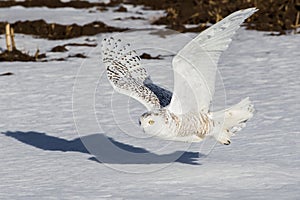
[139,110,167,136]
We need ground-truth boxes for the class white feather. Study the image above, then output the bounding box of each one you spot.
[101,37,161,110]
[101,8,257,144]
[168,8,258,115]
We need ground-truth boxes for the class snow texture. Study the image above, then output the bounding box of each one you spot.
[0,5,299,200]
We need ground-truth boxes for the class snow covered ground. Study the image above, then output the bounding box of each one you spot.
[0,5,164,28]
[0,4,299,200]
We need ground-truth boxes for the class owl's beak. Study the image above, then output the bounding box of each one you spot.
[138,119,141,126]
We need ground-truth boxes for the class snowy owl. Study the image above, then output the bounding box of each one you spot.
[101,8,256,145]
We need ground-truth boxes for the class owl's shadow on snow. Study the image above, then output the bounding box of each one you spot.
[2,131,203,165]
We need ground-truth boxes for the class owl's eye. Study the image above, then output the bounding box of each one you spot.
[148,120,155,125]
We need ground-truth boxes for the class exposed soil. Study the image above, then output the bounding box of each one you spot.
[68,53,87,59]
[0,72,14,76]
[50,43,97,52]
[50,45,68,53]
[0,0,122,9]
[140,53,162,60]
[0,49,46,62]
[127,0,300,34]
[0,20,128,40]
[1,0,298,36]
[114,5,128,12]
[114,16,146,21]
[0,42,96,62]
[64,43,97,47]
[48,53,88,62]
[1,0,298,62]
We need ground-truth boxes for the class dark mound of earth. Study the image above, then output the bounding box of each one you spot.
[50,43,97,52]
[127,0,300,34]
[140,53,162,60]
[0,20,128,40]
[1,0,299,34]
[0,0,299,41]
[0,72,14,76]
[0,49,46,62]
[50,45,68,53]
[0,0,122,9]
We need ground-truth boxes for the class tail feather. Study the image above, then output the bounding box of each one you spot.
[212,97,254,145]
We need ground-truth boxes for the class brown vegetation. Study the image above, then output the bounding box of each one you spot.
[1,0,298,34]
[128,0,300,34]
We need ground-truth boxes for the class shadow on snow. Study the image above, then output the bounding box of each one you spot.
[2,131,203,165]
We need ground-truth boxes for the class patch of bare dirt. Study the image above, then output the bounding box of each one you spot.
[0,72,14,76]
[126,0,300,34]
[140,53,162,60]
[1,0,299,34]
[114,5,128,12]
[0,0,122,9]
[48,53,88,62]
[65,43,97,47]
[0,20,128,40]
[114,16,146,20]
[50,43,97,52]
[50,45,68,53]
[0,49,45,62]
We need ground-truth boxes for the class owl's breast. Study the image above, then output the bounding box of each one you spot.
[169,112,213,139]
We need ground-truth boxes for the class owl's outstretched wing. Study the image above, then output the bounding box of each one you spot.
[101,37,161,111]
[168,8,258,115]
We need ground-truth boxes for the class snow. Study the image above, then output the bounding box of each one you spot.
[0,5,164,28]
[0,4,300,200]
